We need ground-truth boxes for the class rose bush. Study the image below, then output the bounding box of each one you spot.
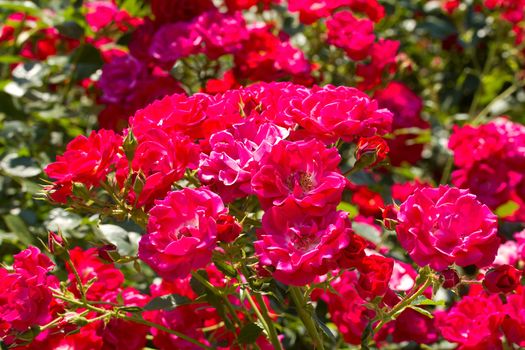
[1,0,525,349]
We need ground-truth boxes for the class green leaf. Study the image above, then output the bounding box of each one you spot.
[0,1,41,15]
[3,214,33,245]
[407,305,434,319]
[410,295,445,307]
[143,294,191,311]
[313,313,336,342]
[55,21,85,40]
[70,44,104,81]
[97,224,140,256]
[0,154,41,178]
[337,202,358,219]
[495,201,519,218]
[237,323,263,344]
[212,257,237,278]
[352,222,381,244]
[45,208,82,233]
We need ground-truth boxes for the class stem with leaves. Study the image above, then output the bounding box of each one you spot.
[289,286,325,350]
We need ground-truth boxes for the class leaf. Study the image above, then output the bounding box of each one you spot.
[212,257,237,278]
[407,305,434,319]
[495,201,519,218]
[97,224,140,256]
[0,154,41,178]
[143,294,191,311]
[337,202,358,218]
[3,214,33,245]
[237,323,263,344]
[352,222,381,244]
[313,313,336,342]
[55,21,85,40]
[0,1,40,15]
[45,208,82,232]
[410,295,445,307]
[70,44,104,81]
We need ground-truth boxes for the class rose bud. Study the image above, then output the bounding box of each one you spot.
[47,231,68,258]
[483,264,522,294]
[97,244,118,263]
[216,214,242,243]
[441,268,460,289]
[382,204,398,230]
[355,135,389,168]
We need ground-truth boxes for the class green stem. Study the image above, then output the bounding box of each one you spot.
[54,293,213,350]
[289,286,324,350]
[440,154,454,185]
[67,260,87,303]
[373,276,433,335]
[472,80,525,125]
[191,270,242,326]
[253,292,284,350]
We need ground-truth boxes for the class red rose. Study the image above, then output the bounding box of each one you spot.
[356,255,394,300]
[483,264,522,294]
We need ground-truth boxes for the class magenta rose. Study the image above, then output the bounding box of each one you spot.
[255,202,360,285]
[138,188,227,280]
[396,185,500,271]
[198,121,289,202]
[251,139,346,214]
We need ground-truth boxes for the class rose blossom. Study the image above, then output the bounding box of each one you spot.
[138,188,227,280]
[502,287,525,347]
[289,85,392,143]
[436,293,504,349]
[198,121,289,202]
[44,129,123,202]
[396,185,500,271]
[483,264,522,294]
[326,11,375,61]
[0,247,58,344]
[251,139,346,214]
[255,202,363,285]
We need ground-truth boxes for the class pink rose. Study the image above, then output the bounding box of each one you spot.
[255,202,361,285]
[138,188,227,280]
[396,185,500,271]
[251,139,346,214]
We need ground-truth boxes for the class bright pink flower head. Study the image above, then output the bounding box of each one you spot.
[288,0,349,24]
[356,39,399,90]
[502,287,525,347]
[149,21,202,63]
[233,25,312,82]
[195,11,249,59]
[326,11,375,61]
[436,293,504,349]
[198,121,289,202]
[255,202,362,285]
[0,247,57,343]
[251,139,346,214]
[139,188,227,280]
[129,129,200,208]
[289,85,392,143]
[396,185,500,271]
[44,129,123,202]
